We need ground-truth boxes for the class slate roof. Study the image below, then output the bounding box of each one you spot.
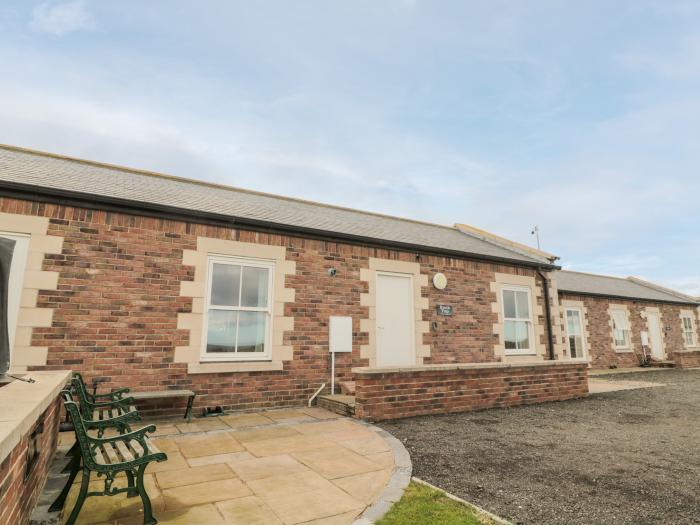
[0,145,553,267]
[556,270,697,305]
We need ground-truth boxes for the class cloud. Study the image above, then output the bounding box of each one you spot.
[29,1,94,36]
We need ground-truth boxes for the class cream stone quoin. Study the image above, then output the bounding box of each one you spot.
[0,212,63,372]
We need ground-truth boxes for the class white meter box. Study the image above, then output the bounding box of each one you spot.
[329,316,352,353]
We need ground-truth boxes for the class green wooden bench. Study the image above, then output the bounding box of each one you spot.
[59,391,167,525]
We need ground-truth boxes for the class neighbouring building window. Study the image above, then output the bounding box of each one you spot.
[203,255,274,361]
[682,314,696,347]
[0,232,30,357]
[565,308,585,358]
[611,309,631,348]
[502,286,533,353]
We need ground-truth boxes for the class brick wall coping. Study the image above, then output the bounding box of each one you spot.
[0,370,71,464]
[352,359,588,375]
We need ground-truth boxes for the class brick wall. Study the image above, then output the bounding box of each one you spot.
[353,362,588,421]
[672,350,700,368]
[3,196,552,414]
[558,293,698,369]
[0,396,61,525]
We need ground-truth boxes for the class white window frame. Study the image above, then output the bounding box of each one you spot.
[681,314,696,348]
[564,307,587,359]
[610,309,631,350]
[201,254,275,362]
[502,284,535,355]
[0,232,30,359]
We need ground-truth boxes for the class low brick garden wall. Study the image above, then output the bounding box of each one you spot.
[672,350,700,369]
[0,371,70,525]
[353,361,589,421]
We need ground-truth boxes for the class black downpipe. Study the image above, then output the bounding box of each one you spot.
[537,268,556,361]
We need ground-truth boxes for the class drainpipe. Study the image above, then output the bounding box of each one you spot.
[537,268,556,361]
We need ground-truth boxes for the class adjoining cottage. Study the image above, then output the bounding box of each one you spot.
[555,270,700,369]
[0,144,593,420]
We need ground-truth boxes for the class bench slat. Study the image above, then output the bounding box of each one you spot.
[130,390,194,400]
[94,446,108,466]
[102,443,120,465]
[130,440,145,458]
[115,440,135,463]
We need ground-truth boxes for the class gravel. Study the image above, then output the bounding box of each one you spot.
[379,369,700,525]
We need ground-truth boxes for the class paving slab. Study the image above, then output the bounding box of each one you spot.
[54,406,404,525]
[588,378,664,394]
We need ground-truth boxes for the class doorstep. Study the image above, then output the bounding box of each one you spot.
[318,394,356,417]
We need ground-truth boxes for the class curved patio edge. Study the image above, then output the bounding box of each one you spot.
[351,421,412,525]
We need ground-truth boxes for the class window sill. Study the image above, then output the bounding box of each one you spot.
[504,350,537,356]
[614,347,633,353]
[188,361,284,374]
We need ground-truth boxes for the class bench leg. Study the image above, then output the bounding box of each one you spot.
[184,394,195,423]
[61,441,79,473]
[49,453,81,512]
[64,469,90,525]
[126,470,138,498]
[137,463,157,525]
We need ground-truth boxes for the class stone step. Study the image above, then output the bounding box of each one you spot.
[649,360,675,368]
[317,394,355,417]
[339,381,356,395]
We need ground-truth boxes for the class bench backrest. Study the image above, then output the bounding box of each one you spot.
[61,390,100,470]
[69,375,94,419]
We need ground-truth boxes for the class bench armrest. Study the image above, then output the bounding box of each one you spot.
[93,387,130,400]
[92,424,157,445]
[85,396,136,409]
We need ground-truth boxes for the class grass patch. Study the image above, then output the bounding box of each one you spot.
[377,481,494,525]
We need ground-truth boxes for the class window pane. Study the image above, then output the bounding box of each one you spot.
[566,310,581,336]
[237,312,266,352]
[504,320,517,349]
[241,266,269,307]
[515,321,530,349]
[568,335,578,357]
[515,291,530,319]
[614,329,626,347]
[211,264,241,306]
[206,310,238,353]
[503,290,516,319]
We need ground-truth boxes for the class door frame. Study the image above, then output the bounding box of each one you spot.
[646,310,666,360]
[375,270,416,367]
[564,306,588,360]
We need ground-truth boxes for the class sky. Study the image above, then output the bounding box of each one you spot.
[1,1,699,294]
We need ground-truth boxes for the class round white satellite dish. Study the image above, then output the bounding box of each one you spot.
[433,273,447,290]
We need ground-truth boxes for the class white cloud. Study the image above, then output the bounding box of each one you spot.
[30,1,94,36]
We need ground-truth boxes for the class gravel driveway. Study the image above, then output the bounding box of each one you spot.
[379,369,700,525]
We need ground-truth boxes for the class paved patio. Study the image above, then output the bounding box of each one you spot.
[59,407,396,525]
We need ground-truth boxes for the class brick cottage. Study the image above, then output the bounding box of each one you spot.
[555,270,700,369]
[0,145,695,420]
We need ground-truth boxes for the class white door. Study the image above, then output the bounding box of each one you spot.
[376,272,415,367]
[647,312,665,360]
[565,308,587,359]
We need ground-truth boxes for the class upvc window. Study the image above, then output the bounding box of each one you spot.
[0,232,30,358]
[611,309,631,348]
[203,255,274,361]
[502,286,534,353]
[682,315,696,347]
[565,308,585,358]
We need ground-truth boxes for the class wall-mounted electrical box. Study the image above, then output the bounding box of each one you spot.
[329,316,352,353]
[641,331,649,347]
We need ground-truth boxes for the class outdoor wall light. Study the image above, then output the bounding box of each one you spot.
[327,267,337,277]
